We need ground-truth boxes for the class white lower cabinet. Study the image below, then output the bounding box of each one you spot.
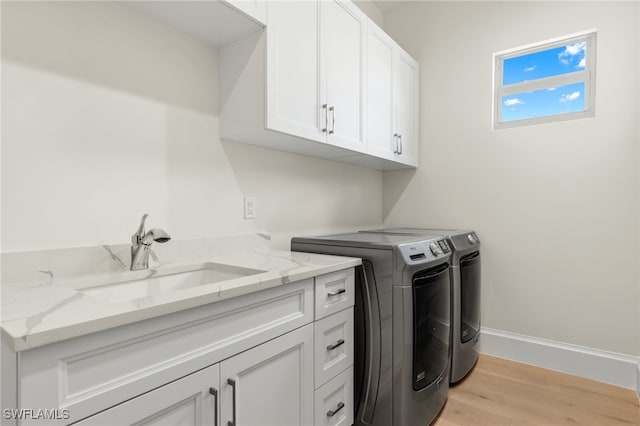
[77,325,314,426]
[314,367,354,426]
[76,364,220,426]
[11,269,356,426]
[219,324,314,426]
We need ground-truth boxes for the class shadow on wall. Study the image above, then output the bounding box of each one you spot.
[382,168,416,222]
[1,1,217,116]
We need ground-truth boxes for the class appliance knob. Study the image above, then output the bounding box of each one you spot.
[467,234,476,244]
[429,242,442,256]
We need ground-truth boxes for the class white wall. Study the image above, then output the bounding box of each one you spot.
[0,1,383,252]
[383,1,640,357]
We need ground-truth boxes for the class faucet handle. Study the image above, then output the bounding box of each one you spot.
[132,214,149,245]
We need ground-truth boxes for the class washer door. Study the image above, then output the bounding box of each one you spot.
[412,263,451,391]
[460,251,481,343]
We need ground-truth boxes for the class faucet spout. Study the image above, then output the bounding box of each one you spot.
[131,214,171,271]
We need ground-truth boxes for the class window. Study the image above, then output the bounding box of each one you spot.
[493,31,596,129]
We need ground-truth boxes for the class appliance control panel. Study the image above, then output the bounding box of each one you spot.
[398,239,451,267]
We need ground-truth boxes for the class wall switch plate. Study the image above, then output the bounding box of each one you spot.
[244,197,256,219]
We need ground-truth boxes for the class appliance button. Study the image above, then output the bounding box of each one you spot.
[467,234,476,244]
[429,242,442,256]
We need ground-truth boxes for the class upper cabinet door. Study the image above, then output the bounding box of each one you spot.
[395,49,419,167]
[366,23,395,161]
[320,0,366,152]
[224,0,267,26]
[266,1,323,143]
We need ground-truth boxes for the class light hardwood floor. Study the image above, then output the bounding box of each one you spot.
[432,354,640,426]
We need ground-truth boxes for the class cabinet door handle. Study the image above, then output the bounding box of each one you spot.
[327,401,345,417]
[329,106,335,134]
[227,379,236,426]
[393,133,399,154]
[327,339,345,351]
[322,104,328,132]
[398,134,403,154]
[327,288,346,297]
[209,387,218,426]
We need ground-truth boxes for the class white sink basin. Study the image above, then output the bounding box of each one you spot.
[77,263,266,303]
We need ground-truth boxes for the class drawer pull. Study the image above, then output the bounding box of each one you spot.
[227,379,236,426]
[209,387,218,426]
[327,288,346,297]
[327,401,345,417]
[327,339,345,351]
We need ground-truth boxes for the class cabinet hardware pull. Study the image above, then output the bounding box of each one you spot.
[398,134,403,154]
[227,379,236,426]
[327,288,346,297]
[329,106,335,134]
[393,133,399,154]
[209,387,218,426]
[327,401,345,417]
[322,104,328,132]
[327,339,345,351]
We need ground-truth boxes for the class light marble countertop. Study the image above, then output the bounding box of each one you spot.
[1,234,360,352]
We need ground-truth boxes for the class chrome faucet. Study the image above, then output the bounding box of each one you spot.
[130,214,171,271]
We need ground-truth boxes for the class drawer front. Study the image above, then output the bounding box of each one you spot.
[314,307,354,388]
[315,269,354,320]
[314,366,354,426]
[19,279,313,425]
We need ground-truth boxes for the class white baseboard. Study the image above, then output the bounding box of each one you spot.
[636,360,640,400]
[479,327,639,391]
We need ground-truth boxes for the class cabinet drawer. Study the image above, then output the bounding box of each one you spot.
[314,307,353,388]
[315,269,354,320]
[314,366,354,426]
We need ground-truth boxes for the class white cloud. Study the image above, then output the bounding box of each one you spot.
[563,42,586,56]
[558,41,586,67]
[578,57,586,68]
[524,65,537,72]
[547,87,557,91]
[559,91,581,103]
[504,98,525,106]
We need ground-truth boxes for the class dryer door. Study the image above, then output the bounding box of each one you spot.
[412,263,451,391]
[460,251,481,343]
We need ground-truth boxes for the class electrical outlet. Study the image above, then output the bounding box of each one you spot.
[244,197,256,219]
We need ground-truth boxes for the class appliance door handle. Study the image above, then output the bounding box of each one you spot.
[227,379,236,426]
[414,263,450,283]
[359,261,381,424]
[460,251,481,265]
[209,387,218,426]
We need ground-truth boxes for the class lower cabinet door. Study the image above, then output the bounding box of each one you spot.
[314,366,354,426]
[75,363,220,426]
[220,324,314,426]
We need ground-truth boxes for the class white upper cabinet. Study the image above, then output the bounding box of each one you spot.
[366,24,396,161]
[226,0,267,25]
[394,49,419,166]
[366,20,419,167]
[265,0,322,143]
[219,0,418,169]
[319,0,366,152]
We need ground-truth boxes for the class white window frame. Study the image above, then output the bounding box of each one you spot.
[493,30,597,130]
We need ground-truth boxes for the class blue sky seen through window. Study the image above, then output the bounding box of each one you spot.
[502,82,585,122]
[501,42,587,122]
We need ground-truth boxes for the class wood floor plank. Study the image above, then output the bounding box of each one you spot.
[432,354,640,426]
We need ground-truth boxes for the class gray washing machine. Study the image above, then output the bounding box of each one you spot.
[291,232,451,426]
[361,228,481,383]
